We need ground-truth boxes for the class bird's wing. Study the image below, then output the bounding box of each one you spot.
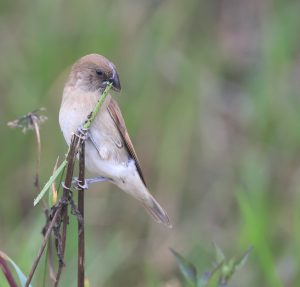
[107,98,147,186]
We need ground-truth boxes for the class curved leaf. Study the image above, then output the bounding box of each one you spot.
[0,250,33,287]
[0,253,18,287]
[170,248,197,285]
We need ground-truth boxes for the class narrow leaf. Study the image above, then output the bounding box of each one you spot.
[0,253,18,287]
[197,273,210,287]
[170,248,197,285]
[0,250,32,287]
[234,246,253,271]
[48,156,60,206]
[197,261,223,287]
[34,159,67,206]
[213,242,225,264]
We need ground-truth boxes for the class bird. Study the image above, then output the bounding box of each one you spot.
[59,54,171,227]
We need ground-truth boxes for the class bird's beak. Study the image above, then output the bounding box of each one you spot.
[108,71,121,92]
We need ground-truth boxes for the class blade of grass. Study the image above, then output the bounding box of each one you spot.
[0,250,32,287]
[34,159,67,206]
[0,252,18,287]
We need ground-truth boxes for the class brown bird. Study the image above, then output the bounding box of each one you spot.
[59,54,171,227]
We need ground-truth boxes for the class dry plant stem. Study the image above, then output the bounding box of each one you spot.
[25,207,61,287]
[46,232,57,283]
[53,209,68,287]
[32,116,49,209]
[78,141,85,287]
[54,134,80,287]
[26,85,112,287]
[32,116,42,190]
[53,85,111,286]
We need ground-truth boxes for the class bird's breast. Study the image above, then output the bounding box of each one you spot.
[59,88,129,176]
[59,88,107,144]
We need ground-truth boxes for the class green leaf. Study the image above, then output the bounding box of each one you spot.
[170,248,197,285]
[220,259,234,284]
[34,159,67,206]
[213,242,226,264]
[218,247,253,285]
[197,273,210,287]
[197,261,223,287]
[234,246,253,271]
[0,250,33,287]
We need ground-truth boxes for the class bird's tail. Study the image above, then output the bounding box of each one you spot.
[141,193,172,228]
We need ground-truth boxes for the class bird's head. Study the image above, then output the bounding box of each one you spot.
[68,54,121,93]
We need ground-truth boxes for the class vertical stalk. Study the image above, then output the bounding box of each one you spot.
[77,141,85,287]
[54,135,79,287]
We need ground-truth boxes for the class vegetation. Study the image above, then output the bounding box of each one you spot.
[0,0,300,286]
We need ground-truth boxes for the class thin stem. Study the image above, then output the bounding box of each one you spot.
[53,134,80,287]
[25,207,61,287]
[32,116,42,190]
[53,213,67,287]
[78,141,85,287]
[28,84,112,287]
[83,83,112,129]
[73,84,112,285]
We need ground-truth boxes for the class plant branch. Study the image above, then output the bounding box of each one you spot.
[25,206,61,287]
[53,133,80,287]
[77,141,85,287]
[26,83,113,286]
[32,115,42,190]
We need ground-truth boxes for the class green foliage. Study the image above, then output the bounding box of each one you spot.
[171,245,252,287]
[1,0,300,286]
[0,250,33,287]
[170,249,197,285]
[33,159,67,206]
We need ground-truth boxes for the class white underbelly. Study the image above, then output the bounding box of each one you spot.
[84,143,146,199]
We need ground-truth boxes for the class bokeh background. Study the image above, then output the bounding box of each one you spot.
[1,0,300,286]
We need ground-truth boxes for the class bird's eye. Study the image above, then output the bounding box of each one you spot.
[96,69,103,76]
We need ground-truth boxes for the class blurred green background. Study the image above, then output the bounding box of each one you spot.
[1,0,300,286]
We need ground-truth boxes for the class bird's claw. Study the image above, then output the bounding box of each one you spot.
[61,182,71,190]
[68,177,89,190]
[62,176,111,191]
[75,125,89,140]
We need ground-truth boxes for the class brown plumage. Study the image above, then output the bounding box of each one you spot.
[59,54,171,227]
[107,98,146,186]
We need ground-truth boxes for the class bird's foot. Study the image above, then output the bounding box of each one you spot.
[75,125,89,141]
[73,178,89,190]
[86,176,112,185]
[71,176,112,190]
[75,125,102,155]
[61,179,88,190]
[61,182,71,190]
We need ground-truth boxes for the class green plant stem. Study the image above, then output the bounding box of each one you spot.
[83,83,112,130]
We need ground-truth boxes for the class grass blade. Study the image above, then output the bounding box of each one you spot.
[0,250,32,287]
[34,159,67,206]
[170,248,197,285]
